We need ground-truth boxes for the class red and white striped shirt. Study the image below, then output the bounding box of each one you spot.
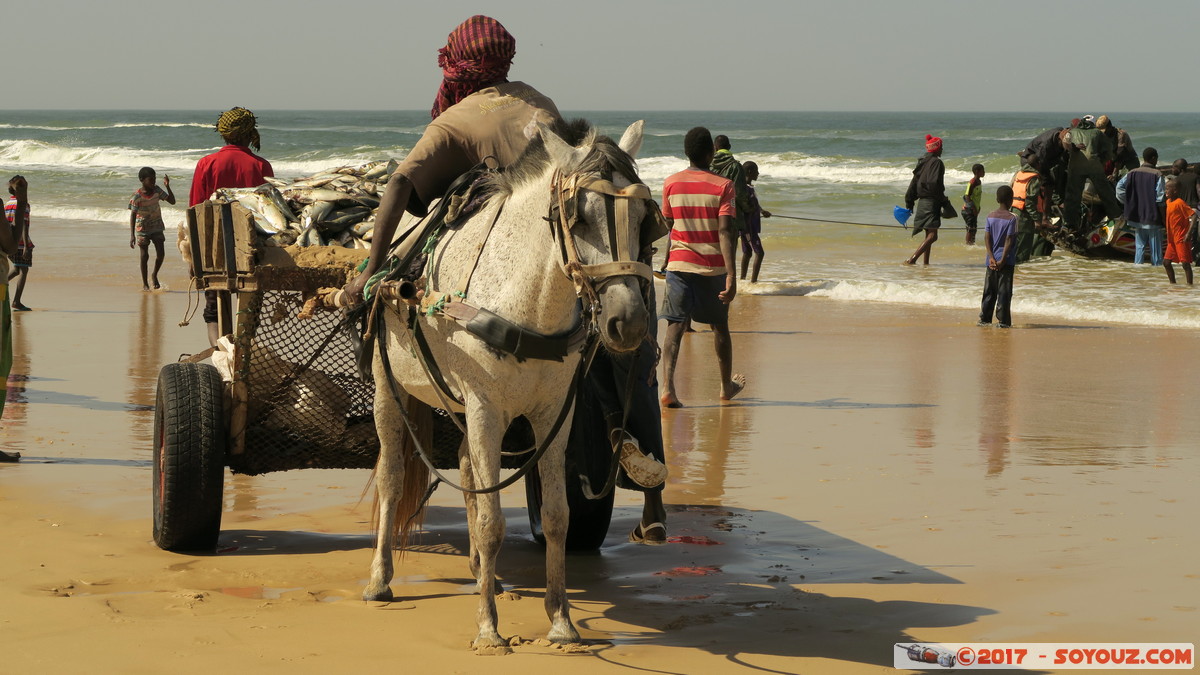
[661,169,735,276]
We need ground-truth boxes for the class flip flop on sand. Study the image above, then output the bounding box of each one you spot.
[721,373,746,401]
[629,521,666,545]
[0,450,21,463]
[12,304,30,312]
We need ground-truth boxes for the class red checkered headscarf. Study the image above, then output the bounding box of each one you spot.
[430,15,516,120]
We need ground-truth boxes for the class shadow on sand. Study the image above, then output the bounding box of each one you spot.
[213,502,994,671]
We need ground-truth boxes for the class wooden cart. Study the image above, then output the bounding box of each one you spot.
[151,202,614,553]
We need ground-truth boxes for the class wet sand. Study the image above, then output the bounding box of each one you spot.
[2,221,1197,673]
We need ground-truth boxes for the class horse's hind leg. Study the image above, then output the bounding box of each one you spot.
[534,413,581,644]
[464,400,508,649]
[363,373,406,602]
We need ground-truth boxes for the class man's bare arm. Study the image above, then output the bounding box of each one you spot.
[345,172,415,301]
[717,214,737,304]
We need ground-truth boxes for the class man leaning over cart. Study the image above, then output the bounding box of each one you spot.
[343,15,670,543]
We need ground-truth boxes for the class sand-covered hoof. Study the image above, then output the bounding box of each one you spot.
[473,643,513,656]
[547,622,581,645]
[472,633,510,654]
[362,585,393,602]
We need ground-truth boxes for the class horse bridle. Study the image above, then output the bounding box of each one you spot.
[548,169,656,318]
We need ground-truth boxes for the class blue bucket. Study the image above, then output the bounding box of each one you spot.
[893,206,913,226]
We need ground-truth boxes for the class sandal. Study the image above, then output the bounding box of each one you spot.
[629,521,666,545]
[612,429,667,489]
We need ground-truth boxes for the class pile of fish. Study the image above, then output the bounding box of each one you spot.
[212,159,397,249]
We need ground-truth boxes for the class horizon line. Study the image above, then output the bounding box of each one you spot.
[0,108,1188,115]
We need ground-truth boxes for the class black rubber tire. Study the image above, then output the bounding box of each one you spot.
[152,362,226,552]
[525,463,615,552]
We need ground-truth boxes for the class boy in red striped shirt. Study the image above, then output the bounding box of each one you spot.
[659,127,746,408]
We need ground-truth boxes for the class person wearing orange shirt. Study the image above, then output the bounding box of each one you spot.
[1162,179,1196,285]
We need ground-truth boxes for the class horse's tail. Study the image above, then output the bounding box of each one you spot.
[364,396,432,559]
[393,398,432,557]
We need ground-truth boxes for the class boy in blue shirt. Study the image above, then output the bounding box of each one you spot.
[980,185,1018,328]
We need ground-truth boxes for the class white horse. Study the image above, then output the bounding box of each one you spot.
[364,119,653,650]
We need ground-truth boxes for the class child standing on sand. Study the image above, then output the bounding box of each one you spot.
[979,185,1018,328]
[6,175,33,311]
[1,176,27,462]
[739,161,771,283]
[962,163,985,245]
[128,167,175,290]
[1162,179,1195,285]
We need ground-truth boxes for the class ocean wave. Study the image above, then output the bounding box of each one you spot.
[34,204,186,225]
[0,139,214,172]
[793,278,1200,329]
[634,153,1003,187]
[0,122,212,131]
[0,139,404,179]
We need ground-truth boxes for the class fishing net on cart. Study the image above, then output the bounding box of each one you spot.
[227,266,532,475]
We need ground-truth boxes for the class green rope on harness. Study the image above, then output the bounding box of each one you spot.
[362,257,398,302]
[426,294,449,317]
[422,230,443,255]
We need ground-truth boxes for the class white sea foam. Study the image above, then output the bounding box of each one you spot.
[35,204,186,225]
[751,278,1200,329]
[0,122,211,131]
[0,139,404,179]
[0,139,211,172]
[634,153,981,188]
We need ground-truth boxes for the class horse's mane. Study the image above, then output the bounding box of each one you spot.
[485,117,641,197]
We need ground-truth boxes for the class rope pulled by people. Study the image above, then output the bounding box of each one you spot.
[772,213,976,231]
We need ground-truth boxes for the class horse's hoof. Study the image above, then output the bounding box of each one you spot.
[362,586,393,602]
[547,623,581,645]
[473,644,513,656]
[472,634,511,654]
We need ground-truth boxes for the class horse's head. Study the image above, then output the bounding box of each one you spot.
[535,119,660,353]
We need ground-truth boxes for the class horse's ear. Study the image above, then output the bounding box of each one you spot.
[618,120,644,159]
[536,121,580,171]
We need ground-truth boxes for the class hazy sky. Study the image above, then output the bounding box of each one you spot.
[8,0,1200,112]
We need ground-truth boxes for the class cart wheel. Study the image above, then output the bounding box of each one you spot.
[525,464,614,552]
[152,362,226,552]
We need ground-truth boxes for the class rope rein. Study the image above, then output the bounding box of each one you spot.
[772,213,981,232]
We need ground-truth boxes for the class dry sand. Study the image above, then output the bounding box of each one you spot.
[2,233,1197,674]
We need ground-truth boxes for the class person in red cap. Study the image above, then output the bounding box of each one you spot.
[904,134,950,265]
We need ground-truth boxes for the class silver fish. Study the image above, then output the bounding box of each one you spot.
[317,206,371,233]
[225,192,280,235]
[282,187,355,204]
[309,200,336,224]
[256,184,297,222]
[351,218,375,237]
[297,224,321,247]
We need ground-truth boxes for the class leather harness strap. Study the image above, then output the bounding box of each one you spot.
[410,167,654,366]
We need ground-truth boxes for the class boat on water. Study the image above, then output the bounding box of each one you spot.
[1030,181,1139,261]
[1023,164,1195,262]
[1044,216,1136,260]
